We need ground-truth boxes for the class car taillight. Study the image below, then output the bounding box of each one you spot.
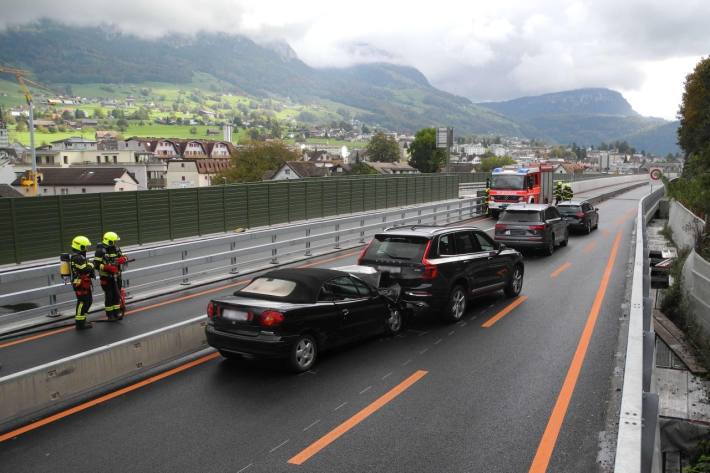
[528,225,545,231]
[575,212,585,218]
[495,223,507,232]
[421,240,438,280]
[357,241,373,264]
[207,301,216,319]
[260,310,285,327]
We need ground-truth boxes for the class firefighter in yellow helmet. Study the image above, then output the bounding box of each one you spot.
[70,236,95,330]
[94,231,127,321]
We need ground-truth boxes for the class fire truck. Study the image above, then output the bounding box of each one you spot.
[487,165,554,218]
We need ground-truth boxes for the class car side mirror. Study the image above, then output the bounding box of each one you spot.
[497,243,507,254]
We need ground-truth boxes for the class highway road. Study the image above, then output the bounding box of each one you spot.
[0,184,652,472]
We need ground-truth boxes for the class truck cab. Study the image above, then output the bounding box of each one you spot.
[487,167,541,218]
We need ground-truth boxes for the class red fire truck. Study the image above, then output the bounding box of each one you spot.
[487,164,554,218]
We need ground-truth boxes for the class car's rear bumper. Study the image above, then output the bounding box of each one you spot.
[206,325,294,358]
[494,236,548,249]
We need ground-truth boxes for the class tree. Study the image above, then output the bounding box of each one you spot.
[74,109,86,119]
[189,127,197,135]
[15,120,27,132]
[361,124,370,134]
[366,132,401,163]
[479,154,516,173]
[93,107,106,119]
[678,56,710,159]
[216,141,300,183]
[61,110,73,121]
[408,128,447,173]
[348,162,378,175]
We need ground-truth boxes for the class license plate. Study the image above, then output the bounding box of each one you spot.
[222,309,251,321]
[378,266,401,274]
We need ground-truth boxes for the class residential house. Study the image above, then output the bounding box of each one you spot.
[135,138,234,159]
[366,162,418,175]
[165,159,231,188]
[268,161,328,180]
[11,167,139,196]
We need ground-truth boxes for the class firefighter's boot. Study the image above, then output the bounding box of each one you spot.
[76,319,93,330]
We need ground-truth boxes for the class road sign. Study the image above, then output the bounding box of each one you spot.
[436,127,453,149]
[650,168,662,180]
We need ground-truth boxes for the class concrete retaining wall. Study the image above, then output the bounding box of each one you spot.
[669,200,706,252]
[682,250,710,338]
[0,315,209,430]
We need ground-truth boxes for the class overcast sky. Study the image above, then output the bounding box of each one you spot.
[3,0,708,120]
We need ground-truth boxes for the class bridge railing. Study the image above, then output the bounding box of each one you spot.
[614,184,666,473]
[0,196,485,331]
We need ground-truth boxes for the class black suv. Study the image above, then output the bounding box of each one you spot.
[557,200,599,234]
[494,204,569,255]
[358,226,524,323]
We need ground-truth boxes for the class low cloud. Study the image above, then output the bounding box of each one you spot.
[2,0,707,118]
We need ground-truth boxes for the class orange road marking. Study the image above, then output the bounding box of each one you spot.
[288,370,428,465]
[0,249,361,350]
[481,296,527,328]
[582,241,597,253]
[550,262,572,278]
[528,231,622,473]
[0,352,219,443]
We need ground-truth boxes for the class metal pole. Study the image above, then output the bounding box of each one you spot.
[28,100,37,195]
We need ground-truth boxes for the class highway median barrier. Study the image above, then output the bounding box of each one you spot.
[0,315,210,436]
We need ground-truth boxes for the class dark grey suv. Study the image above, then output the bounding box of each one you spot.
[494,204,569,255]
[358,225,524,323]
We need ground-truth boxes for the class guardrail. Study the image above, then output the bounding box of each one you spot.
[0,196,486,329]
[614,184,666,473]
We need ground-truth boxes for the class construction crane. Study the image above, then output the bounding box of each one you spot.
[0,64,56,196]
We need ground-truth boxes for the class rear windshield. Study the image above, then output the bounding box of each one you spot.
[499,210,542,222]
[363,235,429,262]
[557,205,582,214]
[240,278,297,297]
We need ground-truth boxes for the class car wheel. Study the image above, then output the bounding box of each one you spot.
[288,334,317,373]
[560,229,569,247]
[384,306,403,335]
[504,265,524,297]
[544,235,555,256]
[444,285,467,323]
[585,220,592,234]
[593,217,599,230]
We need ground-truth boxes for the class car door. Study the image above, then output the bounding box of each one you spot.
[327,276,381,343]
[582,202,597,227]
[546,207,565,243]
[452,230,490,292]
[473,230,509,287]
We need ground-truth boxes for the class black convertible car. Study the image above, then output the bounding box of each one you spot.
[205,268,403,372]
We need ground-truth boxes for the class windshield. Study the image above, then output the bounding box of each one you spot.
[363,235,429,261]
[491,175,525,190]
[557,205,582,215]
[499,210,543,222]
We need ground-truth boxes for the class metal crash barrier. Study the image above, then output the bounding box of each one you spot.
[614,185,666,472]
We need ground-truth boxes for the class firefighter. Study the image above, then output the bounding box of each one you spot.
[554,181,564,204]
[70,236,95,330]
[94,231,127,321]
[562,182,573,201]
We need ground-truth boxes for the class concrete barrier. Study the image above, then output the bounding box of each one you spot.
[682,250,710,338]
[669,200,705,252]
[0,315,209,431]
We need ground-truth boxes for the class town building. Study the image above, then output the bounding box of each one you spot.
[11,167,139,196]
[365,162,418,175]
[165,159,231,188]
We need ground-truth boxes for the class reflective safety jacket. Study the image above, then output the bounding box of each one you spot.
[70,251,94,295]
[94,243,124,278]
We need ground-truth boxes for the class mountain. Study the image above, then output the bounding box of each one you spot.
[478,89,675,153]
[621,120,681,155]
[0,21,521,136]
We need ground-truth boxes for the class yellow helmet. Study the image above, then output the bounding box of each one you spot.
[71,235,91,252]
[103,231,120,246]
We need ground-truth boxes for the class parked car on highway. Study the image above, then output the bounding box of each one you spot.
[358,225,524,323]
[494,204,569,255]
[205,268,403,372]
[557,200,599,234]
